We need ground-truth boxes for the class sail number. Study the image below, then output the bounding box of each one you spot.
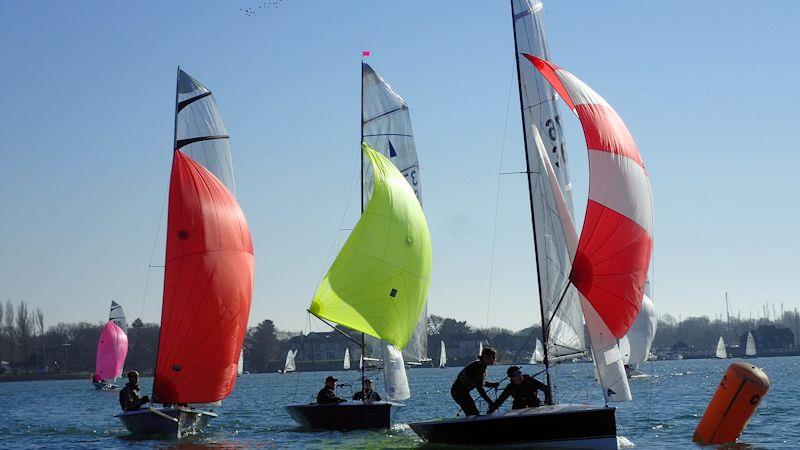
[544,115,564,168]
[401,167,421,200]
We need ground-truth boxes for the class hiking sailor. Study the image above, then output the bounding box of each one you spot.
[119,370,150,411]
[488,366,551,413]
[451,347,500,416]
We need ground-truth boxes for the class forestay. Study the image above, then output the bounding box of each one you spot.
[361,63,428,365]
[513,0,585,360]
[526,55,654,402]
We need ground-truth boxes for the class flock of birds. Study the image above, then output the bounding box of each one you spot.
[240,0,283,17]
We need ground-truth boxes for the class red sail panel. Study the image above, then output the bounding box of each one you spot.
[525,54,653,338]
[154,150,254,404]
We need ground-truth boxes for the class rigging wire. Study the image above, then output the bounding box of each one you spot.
[139,182,169,319]
[485,63,518,327]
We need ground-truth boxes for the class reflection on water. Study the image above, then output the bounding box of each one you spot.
[1,357,798,448]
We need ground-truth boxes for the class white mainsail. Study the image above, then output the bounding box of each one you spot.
[343,348,351,370]
[284,349,297,373]
[746,332,757,357]
[716,337,727,359]
[626,294,657,368]
[530,338,545,364]
[478,341,484,356]
[439,341,447,368]
[238,349,244,375]
[361,62,428,366]
[109,300,128,332]
[512,0,585,361]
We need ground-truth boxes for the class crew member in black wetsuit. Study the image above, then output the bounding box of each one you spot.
[316,376,346,404]
[451,347,500,416]
[488,366,551,413]
[353,378,382,402]
[119,371,150,411]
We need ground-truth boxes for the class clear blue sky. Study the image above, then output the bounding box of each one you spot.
[1,1,798,333]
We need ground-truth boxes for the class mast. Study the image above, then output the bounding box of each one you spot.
[358,58,366,396]
[509,0,552,399]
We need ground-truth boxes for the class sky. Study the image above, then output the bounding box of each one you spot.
[1,1,798,334]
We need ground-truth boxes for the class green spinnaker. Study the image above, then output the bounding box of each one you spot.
[310,143,432,350]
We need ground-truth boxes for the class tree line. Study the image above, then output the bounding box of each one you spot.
[1,299,797,377]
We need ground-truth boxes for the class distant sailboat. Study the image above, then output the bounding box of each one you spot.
[410,1,653,446]
[439,341,447,368]
[283,349,297,373]
[716,337,727,359]
[238,349,244,376]
[286,143,432,431]
[624,294,657,377]
[93,301,128,390]
[530,339,544,365]
[343,348,351,370]
[745,332,757,357]
[116,68,254,438]
[478,341,484,357]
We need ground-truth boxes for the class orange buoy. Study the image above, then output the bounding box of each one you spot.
[693,362,770,445]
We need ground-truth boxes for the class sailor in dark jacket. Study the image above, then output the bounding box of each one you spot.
[352,378,382,402]
[119,371,150,411]
[451,347,500,416]
[488,366,551,413]
[316,375,346,404]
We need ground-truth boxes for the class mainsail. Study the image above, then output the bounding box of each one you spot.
[95,321,128,382]
[530,338,544,364]
[716,337,727,359]
[284,350,297,373]
[512,0,585,361]
[109,300,128,331]
[439,341,447,368]
[526,55,654,402]
[361,63,429,366]
[238,349,244,376]
[746,332,757,356]
[343,348,351,370]
[153,69,254,404]
[626,294,657,368]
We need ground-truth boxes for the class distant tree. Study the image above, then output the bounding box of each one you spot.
[126,322,159,373]
[439,318,471,339]
[35,309,45,372]
[5,300,14,368]
[0,302,3,361]
[428,314,444,335]
[16,301,32,373]
[132,318,144,329]
[246,320,278,371]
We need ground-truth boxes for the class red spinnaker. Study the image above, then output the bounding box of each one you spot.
[524,54,654,339]
[154,150,254,404]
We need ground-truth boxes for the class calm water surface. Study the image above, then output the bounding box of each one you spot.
[2,357,798,449]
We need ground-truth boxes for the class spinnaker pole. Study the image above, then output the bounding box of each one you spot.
[509,0,552,402]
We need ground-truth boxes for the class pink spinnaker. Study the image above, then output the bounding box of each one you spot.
[95,321,128,381]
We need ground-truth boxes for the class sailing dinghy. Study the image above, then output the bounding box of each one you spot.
[624,294,656,378]
[93,301,128,390]
[281,349,297,373]
[116,68,254,438]
[285,143,432,431]
[439,341,447,368]
[410,1,653,447]
[745,331,757,357]
[716,337,727,359]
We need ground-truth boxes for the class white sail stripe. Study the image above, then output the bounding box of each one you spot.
[587,150,653,235]
[554,69,610,109]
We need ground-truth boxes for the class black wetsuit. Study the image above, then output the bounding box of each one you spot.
[316,387,345,404]
[490,375,549,412]
[353,390,382,401]
[451,359,496,416]
[119,382,149,411]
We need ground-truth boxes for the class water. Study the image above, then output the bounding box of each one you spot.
[2,357,798,449]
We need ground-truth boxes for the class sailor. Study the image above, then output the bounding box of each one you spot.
[488,366,551,413]
[352,378,382,402]
[450,347,500,416]
[316,375,346,404]
[119,370,150,411]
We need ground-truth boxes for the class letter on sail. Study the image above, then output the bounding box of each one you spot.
[526,56,654,402]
